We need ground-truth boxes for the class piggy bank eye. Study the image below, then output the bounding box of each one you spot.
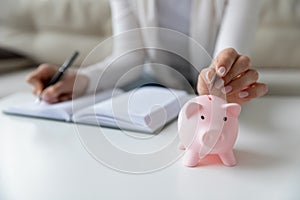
[201,115,205,120]
[223,117,227,121]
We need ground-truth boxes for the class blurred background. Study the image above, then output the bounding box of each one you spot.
[0,0,299,97]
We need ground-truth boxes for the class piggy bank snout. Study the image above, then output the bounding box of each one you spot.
[200,129,223,144]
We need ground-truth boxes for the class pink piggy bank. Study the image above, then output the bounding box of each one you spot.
[178,95,241,167]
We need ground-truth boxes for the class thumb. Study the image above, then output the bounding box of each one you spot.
[197,68,214,95]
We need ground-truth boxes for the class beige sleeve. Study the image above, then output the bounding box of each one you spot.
[213,0,263,57]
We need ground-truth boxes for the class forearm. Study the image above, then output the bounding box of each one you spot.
[213,0,263,57]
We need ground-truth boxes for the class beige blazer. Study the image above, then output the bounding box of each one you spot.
[81,0,262,93]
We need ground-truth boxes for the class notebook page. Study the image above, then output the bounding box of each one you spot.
[3,89,123,121]
[73,86,191,133]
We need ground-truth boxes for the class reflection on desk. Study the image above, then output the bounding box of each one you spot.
[0,93,300,200]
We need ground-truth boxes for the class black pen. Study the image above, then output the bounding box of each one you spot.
[36,51,79,103]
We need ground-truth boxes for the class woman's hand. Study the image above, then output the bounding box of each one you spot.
[197,48,268,105]
[26,64,89,104]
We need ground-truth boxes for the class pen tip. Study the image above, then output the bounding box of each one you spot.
[35,94,42,104]
[35,98,41,104]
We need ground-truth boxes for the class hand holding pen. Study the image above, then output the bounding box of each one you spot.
[36,51,79,102]
[27,51,89,104]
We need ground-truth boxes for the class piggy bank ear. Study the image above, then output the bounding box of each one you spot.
[178,99,203,149]
[185,102,203,119]
[222,103,241,117]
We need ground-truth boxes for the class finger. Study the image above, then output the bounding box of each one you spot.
[26,64,57,94]
[27,72,45,95]
[227,83,268,105]
[41,78,74,101]
[27,64,56,82]
[41,83,64,102]
[197,68,215,95]
[26,68,42,84]
[239,83,268,99]
[222,69,259,95]
[212,48,239,77]
[223,55,251,85]
[30,80,44,96]
[200,67,216,85]
[42,92,72,104]
[43,93,72,104]
[197,74,209,95]
[58,93,73,102]
[43,97,59,104]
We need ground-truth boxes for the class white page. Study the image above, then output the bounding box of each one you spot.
[3,89,123,121]
[73,86,191,133]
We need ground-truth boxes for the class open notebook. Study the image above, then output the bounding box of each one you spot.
[3,86,191,133]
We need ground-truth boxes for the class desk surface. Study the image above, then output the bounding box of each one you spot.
[0,93,300,200]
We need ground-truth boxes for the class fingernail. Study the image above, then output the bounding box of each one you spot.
[239,91,249,98]
[221,85,232,94]
[214,78,224,89]
[217,66,226,76]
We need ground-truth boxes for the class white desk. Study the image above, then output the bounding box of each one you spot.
[1,93,300,200]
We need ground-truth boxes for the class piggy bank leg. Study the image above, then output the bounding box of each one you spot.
[219,150,237,166]
[183,149,199,167]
